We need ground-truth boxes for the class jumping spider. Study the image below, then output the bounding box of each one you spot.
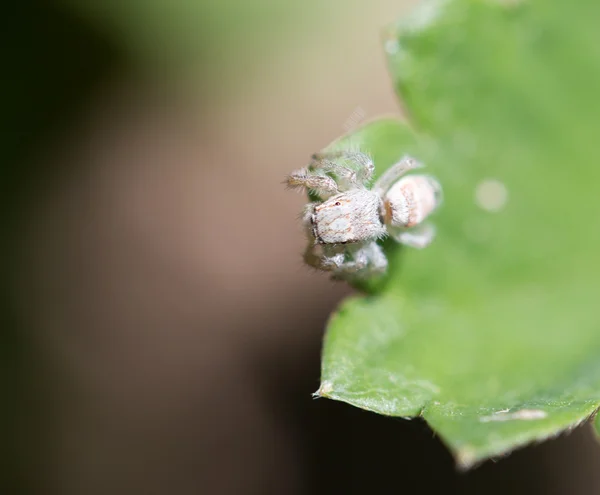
[286,150,442,280]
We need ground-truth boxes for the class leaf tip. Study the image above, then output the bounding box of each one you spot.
[592,409,600,439]
[455,445,478,471]
[314,380,334,398]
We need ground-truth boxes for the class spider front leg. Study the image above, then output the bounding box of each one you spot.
[286,168,339,199]
[310,150,375,190]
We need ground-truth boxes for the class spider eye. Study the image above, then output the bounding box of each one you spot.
[334,201,341,206]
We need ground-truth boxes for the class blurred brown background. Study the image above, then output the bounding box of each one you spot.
[3,1,600,494]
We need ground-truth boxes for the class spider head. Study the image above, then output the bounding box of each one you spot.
[312,189,385,244]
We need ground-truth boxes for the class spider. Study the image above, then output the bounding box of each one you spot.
[286,150,442,280]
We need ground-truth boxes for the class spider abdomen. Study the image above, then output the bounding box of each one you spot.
[384,175,442,228]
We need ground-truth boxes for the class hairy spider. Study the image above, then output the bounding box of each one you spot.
[286,150,442,280]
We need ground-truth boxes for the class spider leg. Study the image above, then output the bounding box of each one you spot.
[300,203,319,240]
[303,243,327,270]
[372,155,423,195]
[286,168,338,198]
[389,223,436,249]
[311,150,375,189]
[304,241,388,280]
[330,242,388,280]
[302,243,342,271]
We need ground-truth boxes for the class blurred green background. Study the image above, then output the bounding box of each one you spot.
[3,1,600,494]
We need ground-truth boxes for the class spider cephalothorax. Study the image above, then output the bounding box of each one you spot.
[286,150,442,280]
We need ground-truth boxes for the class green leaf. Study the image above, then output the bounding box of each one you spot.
[318,0,600,468]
